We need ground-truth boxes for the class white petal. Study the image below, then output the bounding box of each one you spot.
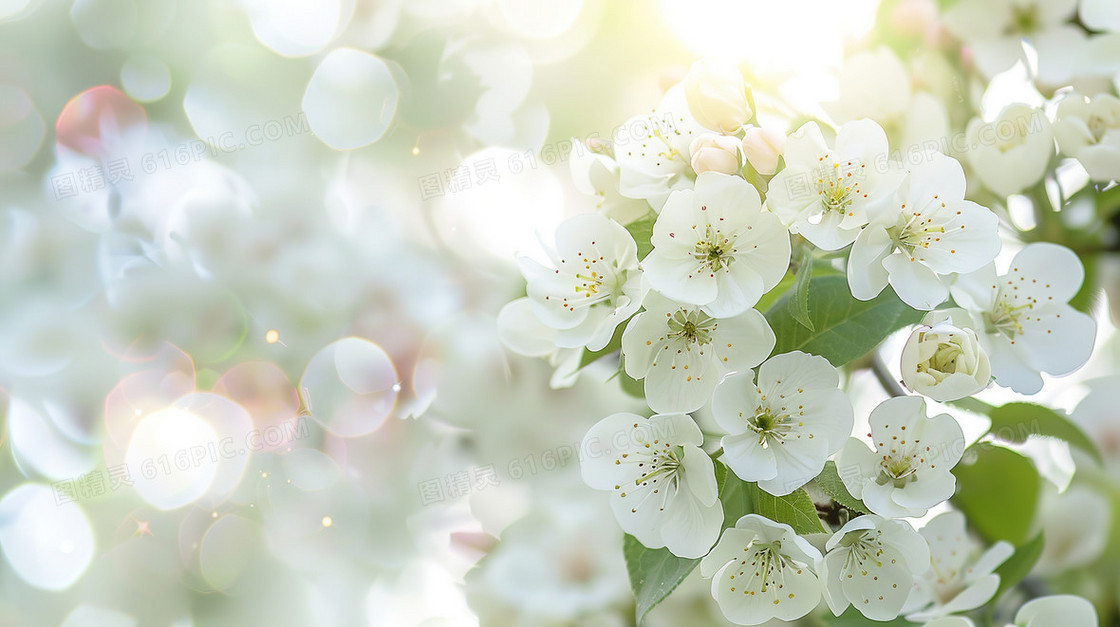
[643,249,717,306]
[848,224,892,300]
[1017,305,1096,377]
[644,343,717,414]
[705,262,764,317]
[884,252,950,310]
[621,311,663,379]
[783,122,829,169]
[496,297,556,357]
[728,211,791,293]
[984,333,1044,394]
[711,370,763,434]
[580,412,647,490]
[839,547,914,621]
[723,432,779,482]
[651,188,702,253]
[692,171,763,228]
[937,575,999,615]
[907,153,967,208]
[950,263,999,312]
[760,436,829,496]
[1016,594,1098,627]
[682,443,719,506]
[712,308,776,369]
[1006,242,1085,305]
[835,438,880,499]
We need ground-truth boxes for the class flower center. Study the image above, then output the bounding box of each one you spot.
[887,209,947,255]
[814,155,864,218]
[692,228,735,272]
[747,406,796,448]
[667,309,717,345]
[983,295,1031,338]
[877,456,918,488]
[1008,4,1038,34]
[918,338,964,379]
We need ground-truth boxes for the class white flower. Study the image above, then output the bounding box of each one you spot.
[900,309,992,402]
[964,104,1054,198]
[517,213,645,352]
[741,126,785,176]
[1013,595,1099,627]
[1053,92,1120,182]
[836,396,965,518]
[903,511,1014,622]
[580,412,721,559]
[690,133,744,176]
[767,120,904,251]
[1034,484,1110,575]
[683,59,752,134]
[711,351,853,496]
[496,297,583,388]
[825,47,912,124]
[643,171,790,317]
[950,242,1097,394]
[621,291,774,414]
[848,152,1000,311]
[819,515,931,621]
[700,514,823,625]
[614,84,705,208]
[943,0,1084,85]
[568,138,653,225]
[1080,0,1120,32]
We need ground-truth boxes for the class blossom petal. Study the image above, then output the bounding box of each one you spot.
[711,370,763,435]
[644,343,716,414]
[711,308,775,370]
[884,252,950,310]
[722,432,778,482]
[848,224,892,300]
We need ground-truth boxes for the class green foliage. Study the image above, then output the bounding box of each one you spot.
[764,275,924,366]
[623,534,701,625]
[788,249,815,332]
[986,402,1102,464]
[812,461,872,514]
[952,446,1041,545]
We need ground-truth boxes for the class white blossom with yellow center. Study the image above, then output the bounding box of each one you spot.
[711,351,853,496]
[580,412,721,559]
[700,514,823,625]
[819,514,930,621]
[517,213,645,353]
[950,242,1097,394]
[621,291,774,414]
[848,152,1000,310]
[835,396,965,518]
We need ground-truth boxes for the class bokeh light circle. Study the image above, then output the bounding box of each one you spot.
[299,337,398,437]
[302,48,398,150]
[120,54,171,102]
[0,483,95,590]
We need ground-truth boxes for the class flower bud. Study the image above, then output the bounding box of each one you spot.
[900,309,991,402]
[741,126,786,175]
[683,60,752,133]
[689,133,742,175]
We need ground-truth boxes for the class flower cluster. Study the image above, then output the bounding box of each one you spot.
[498,22,1105,625]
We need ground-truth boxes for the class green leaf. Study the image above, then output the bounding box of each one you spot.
[719,470,825,534]
[623,534,700,625]
[987,402,1102,464]
[952,445,1041,545]
[812,461,871,514]
[787,250,815,332]
[992,532,1045,603]
[625,214,657,261]
[764,275,924,367]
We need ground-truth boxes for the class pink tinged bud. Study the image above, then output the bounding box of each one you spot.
[689,134,742,175]
[741,126,786,175]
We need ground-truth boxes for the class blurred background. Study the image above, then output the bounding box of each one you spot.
[1,0,1119,625]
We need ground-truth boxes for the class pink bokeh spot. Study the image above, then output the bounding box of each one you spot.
[55,85,147,156]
